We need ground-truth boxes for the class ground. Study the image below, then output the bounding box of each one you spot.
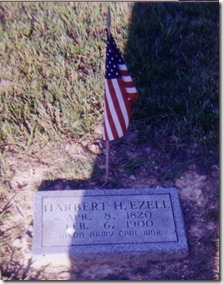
[0,125,219,280]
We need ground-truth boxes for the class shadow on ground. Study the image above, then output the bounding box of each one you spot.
[35,2,219,280]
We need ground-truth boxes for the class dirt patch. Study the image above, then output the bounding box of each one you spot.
[0,134,219,280]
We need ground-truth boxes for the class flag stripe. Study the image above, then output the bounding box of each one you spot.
[109,80,127,134]
[118,64,127,70]
[121,76,132,82]
[111,78,130,128]
[126,87,137,93]
[105,79,125,138]
[104,95,118,140]
[104,104,114,140]
[103,120,109,140]
[124,81,135,87]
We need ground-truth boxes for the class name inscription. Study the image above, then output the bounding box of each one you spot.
[42,194,178,247]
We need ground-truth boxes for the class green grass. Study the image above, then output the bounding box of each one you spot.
[126,3,218,158]
[0,2,131,145]
[0,2,219,160]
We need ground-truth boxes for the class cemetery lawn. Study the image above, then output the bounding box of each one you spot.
[0,2,219,280]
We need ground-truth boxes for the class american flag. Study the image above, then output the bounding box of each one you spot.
[103,31,139,141]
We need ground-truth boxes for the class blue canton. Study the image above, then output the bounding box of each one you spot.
[105,33,124,80]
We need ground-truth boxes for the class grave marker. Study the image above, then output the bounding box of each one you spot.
[32,188,188,264]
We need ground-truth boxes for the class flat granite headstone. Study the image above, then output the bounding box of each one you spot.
[32,188,188,264]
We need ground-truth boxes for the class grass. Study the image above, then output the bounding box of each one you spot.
[0,2,218,156]
[125,3,219,161]
[0,1,218,192]
[0,2,132,146]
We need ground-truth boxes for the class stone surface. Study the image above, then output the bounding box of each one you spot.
[32,188,188,264]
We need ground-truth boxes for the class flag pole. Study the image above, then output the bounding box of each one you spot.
[105,6,111,184]
[105,140,110,183]
[106,5,111,39]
